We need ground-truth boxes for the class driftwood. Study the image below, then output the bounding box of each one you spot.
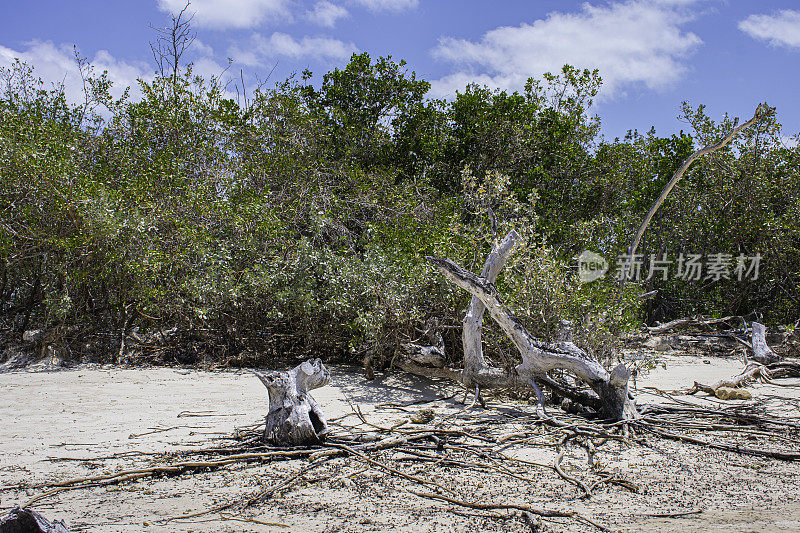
[394,232,524,401]
[643,316,792,361]
[0,507,70,533]
[689,357,800,399]
[400,325,447,368]
[251,359,330,446]
[400,343,446,368]
[750,322,780,364]
[460,231,523,402]
[689,322,787,398]
[646,315,743,335]
[688,362,763,399]
[396,230,636,420]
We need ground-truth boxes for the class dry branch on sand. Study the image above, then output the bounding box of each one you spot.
[685,321,798,400]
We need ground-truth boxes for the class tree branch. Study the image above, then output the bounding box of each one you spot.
[621,104,773,284]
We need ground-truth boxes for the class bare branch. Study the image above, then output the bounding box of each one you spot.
[620,104,774,284]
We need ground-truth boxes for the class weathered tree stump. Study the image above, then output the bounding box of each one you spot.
[750,322,781,364]
[251,358,331,446]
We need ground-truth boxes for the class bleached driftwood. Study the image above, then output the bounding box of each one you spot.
[401,323,447,368]
[690,322,783,398]
[427,254,637,420]
[394,232,524,406]
[750,322,780,364]
[252,358,330,446]
[395,230,637,420]
[646,315,742,335]
[458,230,526,406]
[401,342,447,368]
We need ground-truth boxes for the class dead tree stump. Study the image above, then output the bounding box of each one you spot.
[251,358,331,446]
[751,322,781,364]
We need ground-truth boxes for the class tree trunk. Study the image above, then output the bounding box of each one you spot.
[252,358,331,446]
[461,230,523,391]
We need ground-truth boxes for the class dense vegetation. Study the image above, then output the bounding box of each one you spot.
[1,34,798,368]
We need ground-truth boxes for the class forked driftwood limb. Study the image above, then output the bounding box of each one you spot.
[394,232,524,402]
[251,359,330,446]
[397,233,523,401]
[427,254,636,420]
[460,230,523,399]
[395,230,636,420]
[620,104,773,284]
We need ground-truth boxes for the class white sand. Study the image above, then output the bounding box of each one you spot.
[1,355,799,532]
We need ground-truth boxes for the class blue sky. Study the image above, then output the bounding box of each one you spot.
[2,0,799,142]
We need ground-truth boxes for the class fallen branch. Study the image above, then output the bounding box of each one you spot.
[647,315,742,335]
[426,253,636,420]
[635,423,800,461]
[689,322,784,398]
[16,448,321,506]
[688,362,765,399]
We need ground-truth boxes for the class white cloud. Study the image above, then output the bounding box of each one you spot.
[353,0,417,13]
[307,1,349,28]
[230,32,357,65]
[191,38,216,58]
[0,40,151,104]
[739,10,800,48]
[430,0,703,99]
[156,0,291,29]
[228,46,261,68]
[262,32,357,60]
